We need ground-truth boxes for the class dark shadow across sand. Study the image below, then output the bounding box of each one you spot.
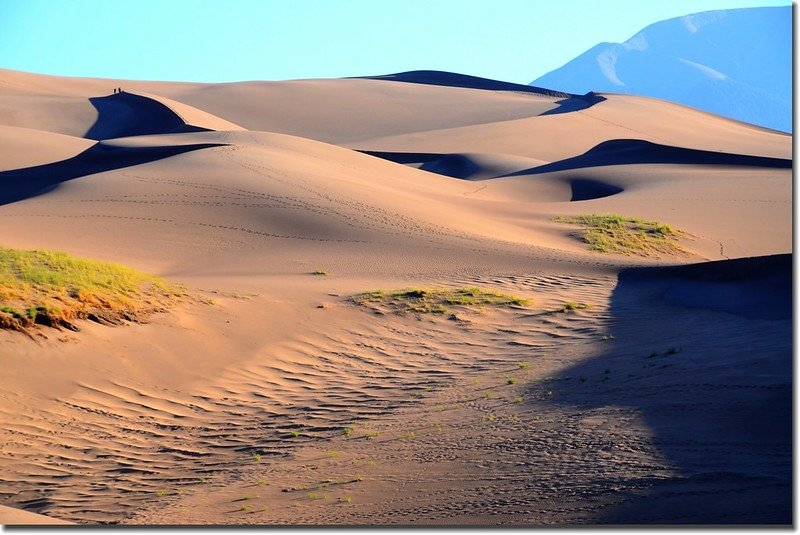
[86,93,210,140]
[540,254,791,524]
[0,142,224,206]
[355,70,605,115]
[505,139,792,176]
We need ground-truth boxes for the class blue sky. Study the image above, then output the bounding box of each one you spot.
[0,0,789,84]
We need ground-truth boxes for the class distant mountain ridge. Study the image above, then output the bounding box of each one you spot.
[530,6,791,132]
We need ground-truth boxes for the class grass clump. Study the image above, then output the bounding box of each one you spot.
[0,246,180,333]
[351,286,529,315]
[554,214,687,257]
[562,301,589,312]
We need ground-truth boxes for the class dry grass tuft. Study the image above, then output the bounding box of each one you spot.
[351,287,529,315]
[0,247,182,334]
[554,214,688,256]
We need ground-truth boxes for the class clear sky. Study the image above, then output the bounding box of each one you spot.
[0,0,790,84]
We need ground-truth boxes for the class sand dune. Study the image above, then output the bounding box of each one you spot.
[357,70,575,96]
[618,253,791,320]
[353,94,789,162]
[0,138,224,206]
[0,68,790,525]
[86,92,210,140]
[0,70,240,140]
[0,125,93,171]
[361,137,790,182]
[501,138,791,176]
[359,151,548,180]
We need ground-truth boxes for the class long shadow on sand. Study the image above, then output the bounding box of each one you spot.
[0,142,223,206]
[359,139,789,203]
[542,254,791,524]
[360,139,791,181]
[86,92,210,140]
[505,139,792,176]
[356,70,605,115]
[358,151,619,201]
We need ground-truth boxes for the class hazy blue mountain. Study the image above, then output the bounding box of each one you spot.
[531,6,791,132]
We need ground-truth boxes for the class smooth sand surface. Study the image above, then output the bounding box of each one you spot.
[0,68,790,525]
[0,504,73,525]
[0,125,94,171]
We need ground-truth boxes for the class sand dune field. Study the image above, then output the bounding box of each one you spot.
[0,68,791,525]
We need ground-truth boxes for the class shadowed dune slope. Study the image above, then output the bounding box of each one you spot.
[505,139,792,176]
[355,70,607,116]
[354,94,790,162]
[358,150,547,180]
[0,141,224,206]
[357,70,574,97]
[359,139,787,206]
[85,92,242,140]
[569,178,624,201]
[551,253,791,523]
[618,254,791,320]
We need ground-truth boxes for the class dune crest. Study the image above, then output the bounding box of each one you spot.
[86,91,243,140]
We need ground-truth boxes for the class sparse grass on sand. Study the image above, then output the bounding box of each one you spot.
[554,214,687,256]
[351,287,529,315]
[0,247,181,333]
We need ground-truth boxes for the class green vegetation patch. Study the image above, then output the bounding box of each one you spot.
[351,286,529,315]
[554,214,687,256]
[0,247,181,333]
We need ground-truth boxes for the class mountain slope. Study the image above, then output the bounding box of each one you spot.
[530,6,791,132]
